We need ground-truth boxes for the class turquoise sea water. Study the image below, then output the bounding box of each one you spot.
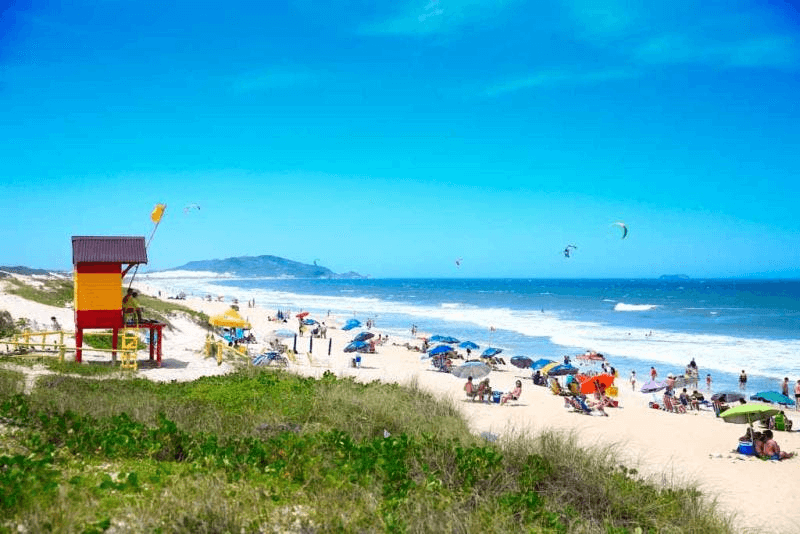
[146,276,800,396]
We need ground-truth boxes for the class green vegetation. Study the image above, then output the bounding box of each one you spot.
[135,293,210,330]
[0,368,731,533]
[83,331,147,352]
[4,277,74,308]
[0,310,15,338]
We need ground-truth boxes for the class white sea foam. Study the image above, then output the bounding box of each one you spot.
[147,277,800,378]
[614,303,659,312]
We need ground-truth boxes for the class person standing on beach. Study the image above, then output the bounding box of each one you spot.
[650,367,657,381]
[781,377,789,397]
[630,371,637,391]
[706,374,712,391]
[739,370,747,389]
[795,380,800,411]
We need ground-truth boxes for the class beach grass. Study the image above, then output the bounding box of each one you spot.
[3,277,73,308]
[0,368,732,533]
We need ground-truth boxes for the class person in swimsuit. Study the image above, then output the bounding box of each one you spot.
[739,370,747,389]
[762,430,794,460]
[795,379,800,411]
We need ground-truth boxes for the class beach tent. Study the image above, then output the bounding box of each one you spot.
[209,308,252,329]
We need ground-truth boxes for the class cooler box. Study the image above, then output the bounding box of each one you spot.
[607,386,618,397]
[492,391,501,404]
[737,441,755,455]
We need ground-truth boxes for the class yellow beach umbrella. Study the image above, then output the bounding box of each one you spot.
[209,308,251,329]
[541,362,560,376]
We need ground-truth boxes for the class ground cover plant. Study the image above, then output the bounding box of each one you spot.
[3,277,73,308]
[0,368,731,533]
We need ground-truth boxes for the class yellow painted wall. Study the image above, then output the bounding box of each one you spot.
[75,272,122,311]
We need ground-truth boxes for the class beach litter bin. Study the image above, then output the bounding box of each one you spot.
[737,441,755,455]
[492,391,501,404]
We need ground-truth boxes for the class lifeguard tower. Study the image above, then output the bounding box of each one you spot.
[72,236,165,367]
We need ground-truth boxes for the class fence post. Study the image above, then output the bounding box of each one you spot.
[328,338,332,356]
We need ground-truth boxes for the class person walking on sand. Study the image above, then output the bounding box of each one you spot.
[706,374,712,391]
[650,367,657,381]
[630,370,637,391]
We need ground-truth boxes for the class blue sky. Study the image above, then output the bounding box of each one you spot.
[1,0,799,278]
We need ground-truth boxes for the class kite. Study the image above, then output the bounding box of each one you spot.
[563,245,577,258]
[455,258,463,268]
[183,203,201,214]
[613,221,628,239]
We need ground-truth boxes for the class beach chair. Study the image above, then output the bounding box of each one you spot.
[662,395,680,413]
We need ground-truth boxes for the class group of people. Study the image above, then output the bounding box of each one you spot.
[464,377,522,405]
[740,427,795,461]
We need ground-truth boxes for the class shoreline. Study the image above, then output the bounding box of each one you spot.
[2,275,800,533]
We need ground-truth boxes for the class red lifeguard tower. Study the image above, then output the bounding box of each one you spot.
[72,236,165,366]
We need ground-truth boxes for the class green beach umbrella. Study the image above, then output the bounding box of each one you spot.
[719,404,779,428]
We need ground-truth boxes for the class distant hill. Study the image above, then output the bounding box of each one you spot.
[0,266,58,276]
[163,255,366,279]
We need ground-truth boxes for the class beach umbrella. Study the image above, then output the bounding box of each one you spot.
[428,344,454,356]
[547,364,579,377]
[296,312,310,318]
[640,379,665,393]
[459,341,480,350]
[510,356,533,369]
[430,335,460,344]
[481,347,503,357]
[541,362,560,375]
[580,373,615,395]
[749,391,796,406]
[711,392,745,403]
[274,329,295,337]
[720,404,780,429]
[352,331,374,342]
[451,362,491,379]
[532,358,555,370]
[342,319,361,331]
[344,340,369,353]
[303,318,318,325]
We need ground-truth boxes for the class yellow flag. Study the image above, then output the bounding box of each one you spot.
[150,203,166,223]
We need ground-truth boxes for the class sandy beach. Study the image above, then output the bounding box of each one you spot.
[2,274,799,534]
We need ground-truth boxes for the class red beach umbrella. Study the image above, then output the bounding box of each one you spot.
[580,374,615,395]
[296,312,310,318]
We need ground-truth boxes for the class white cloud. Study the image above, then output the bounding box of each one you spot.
[484,68,637,96]
[361,0,515,36]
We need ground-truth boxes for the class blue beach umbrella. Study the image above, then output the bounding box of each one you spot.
[481,347,503,357]
[342,319,361,331]
[459,341,480,350]
[531,358,555,369]
[430,335,460,344]
[344,340,369,353]
[750,391,796,406]
[303,318,318,325]
[352,331,374,343]
[547,364,579,376]
[428,345,454,356]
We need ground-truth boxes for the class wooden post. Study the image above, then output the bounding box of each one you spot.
[328,338,332,356]
[309,336,313,353]
[112,328,118,364]
[293,334,297,353]
[156,326,162,367]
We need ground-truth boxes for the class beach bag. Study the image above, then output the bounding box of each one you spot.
[492,391,501,404]
[737,441,755,455]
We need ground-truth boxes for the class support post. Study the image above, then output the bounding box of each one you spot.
[156,326,162,367]
[328,338,332,356]
[149,328,155,361]
[112,328,119,364]
[309,336,313,353]
[75,328,83,362]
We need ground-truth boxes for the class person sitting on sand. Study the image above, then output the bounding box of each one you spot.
[762,430,795,460]
[678,388,692,411]
[477,378,491,402]
[464,376,476,400]
[501,380,522,405]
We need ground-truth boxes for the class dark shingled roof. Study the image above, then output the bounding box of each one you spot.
[72,236,148,265]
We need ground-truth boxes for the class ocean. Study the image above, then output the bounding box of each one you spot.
[144,276,800,396]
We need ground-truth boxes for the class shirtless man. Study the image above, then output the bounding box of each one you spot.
[762,430,795,460]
